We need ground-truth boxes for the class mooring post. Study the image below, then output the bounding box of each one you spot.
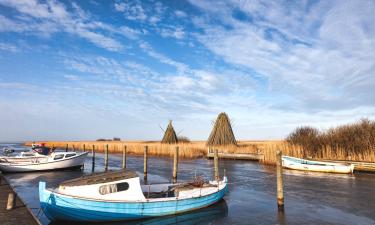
[105,144,109,171]
[6,192,17,210]
[91,145,95,172]
[83,144,86,152]
[172,146,179,183]
[214,149,219,181]
[144,146,148,181]
[65,144,68,152]
[276,150,284,210]
[122,145,127,169]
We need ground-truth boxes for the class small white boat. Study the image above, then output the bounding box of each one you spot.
[0,151,88,173]
[282,156,354,174]
[39,170,228,222]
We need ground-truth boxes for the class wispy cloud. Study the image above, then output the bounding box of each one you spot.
[0,0,143,51]
[0,42,19,52]
[189,0,375,112]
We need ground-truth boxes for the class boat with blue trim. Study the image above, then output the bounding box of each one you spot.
[39,170,228,222]
[282,155,354,173]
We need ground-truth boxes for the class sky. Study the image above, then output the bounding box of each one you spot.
[0,0,374,142]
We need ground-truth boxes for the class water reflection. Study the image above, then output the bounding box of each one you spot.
[49,200,228,225]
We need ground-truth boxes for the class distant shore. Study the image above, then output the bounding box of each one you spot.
[24,140,375,164]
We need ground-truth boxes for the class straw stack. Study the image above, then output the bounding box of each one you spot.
[207,112,237,146]
[161,121,178,144]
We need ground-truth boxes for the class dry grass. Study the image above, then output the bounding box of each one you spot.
[24,140,269,159]
[207,112,237,146]
[24,139,375,164]
[161,121,178,144]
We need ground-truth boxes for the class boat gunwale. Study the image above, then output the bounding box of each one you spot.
[282,155,352,167]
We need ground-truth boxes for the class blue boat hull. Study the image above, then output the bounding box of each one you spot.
[39,181,228,222]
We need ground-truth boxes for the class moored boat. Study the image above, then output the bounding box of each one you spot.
[282,156,354,174]
[39,170,228,222]
[0,151,88,172]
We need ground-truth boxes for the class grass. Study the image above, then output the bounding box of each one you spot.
[24,134,375,165]
[24,140,269,159]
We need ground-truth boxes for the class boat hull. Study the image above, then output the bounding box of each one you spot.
[0,152,88,173]
[39,180,227,222]
[282,156,354,174]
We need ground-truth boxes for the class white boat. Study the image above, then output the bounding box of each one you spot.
[0,151,88,172]
[282,156,354,174]
[39,170,228,222]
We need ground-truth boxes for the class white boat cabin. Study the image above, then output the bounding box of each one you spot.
[0,151,80,163]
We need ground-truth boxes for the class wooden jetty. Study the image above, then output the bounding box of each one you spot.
[0,174,40,225]
[207,149,263,161]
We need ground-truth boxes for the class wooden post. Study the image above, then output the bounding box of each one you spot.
[172,146,179,183]
[83,144,86,152]
[65,144,68,152]
[144,146,148,181]
[105,144,109,171]
[91,145,95,172]
[276,150,284,210]
[73,144,75,151]
[214,149,219,181]
[6,192,17,210]
[122,145,127,169]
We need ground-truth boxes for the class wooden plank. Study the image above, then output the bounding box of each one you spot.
[207,152,263,161]
[314,159,375,172]
[0,175,40,225]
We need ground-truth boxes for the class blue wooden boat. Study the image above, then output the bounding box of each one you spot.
[39,170,228,222]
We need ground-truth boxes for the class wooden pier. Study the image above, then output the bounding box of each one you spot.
[0,175,40,225]
[207,149,263,161]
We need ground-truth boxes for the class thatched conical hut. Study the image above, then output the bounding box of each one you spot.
[161,121,178,144]
[207,112,237,146]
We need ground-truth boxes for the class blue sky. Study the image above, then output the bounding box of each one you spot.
[0,0,374,142]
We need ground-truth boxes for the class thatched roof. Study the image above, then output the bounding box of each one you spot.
[161,121,178,144]
[207,112,237,146]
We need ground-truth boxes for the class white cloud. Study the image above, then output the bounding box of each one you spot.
[0,0,144,51]
[159,26,185,39]
[114,0,147,21]
[189,0,375,113]
[0,42,19,52]
[175,10,187,18]
[139,41,189,73]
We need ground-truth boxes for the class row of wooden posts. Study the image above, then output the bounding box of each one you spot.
[4,144,283,211]
[61,144,221,183]
[77,144,282,210]
[62,144,283,210]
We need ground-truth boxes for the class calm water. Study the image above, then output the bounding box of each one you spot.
[2,143,375,225]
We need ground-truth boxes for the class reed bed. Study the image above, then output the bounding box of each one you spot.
[25,141,207,159]
[24,140,272,159]
[284,119,375,163]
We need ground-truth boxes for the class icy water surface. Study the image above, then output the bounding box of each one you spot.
[2,143,375,225]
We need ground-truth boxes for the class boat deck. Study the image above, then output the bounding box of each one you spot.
[60,170,138,186]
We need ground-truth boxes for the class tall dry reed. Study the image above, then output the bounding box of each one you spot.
[207,112,237,146]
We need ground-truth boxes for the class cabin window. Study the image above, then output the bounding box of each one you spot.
[65,153,76,158]
[99,182,129,195]
[53,154,64,160]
